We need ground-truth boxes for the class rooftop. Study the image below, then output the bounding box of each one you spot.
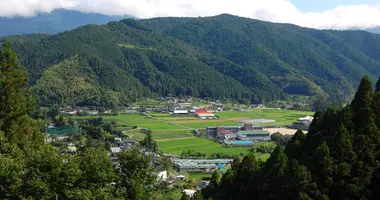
[174,159,233,168]
[218,129,234,135]
[237,130,270,136]
[207,126,241,129]
[110,147,121,153]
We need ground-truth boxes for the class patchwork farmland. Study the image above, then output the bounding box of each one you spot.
[73,108,313,157]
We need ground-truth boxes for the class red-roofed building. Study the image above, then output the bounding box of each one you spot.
[218,129,236,140]
[195,109,216,119]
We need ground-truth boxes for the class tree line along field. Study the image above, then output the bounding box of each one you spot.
[73,108,313,157]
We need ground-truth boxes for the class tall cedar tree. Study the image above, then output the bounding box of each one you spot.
[0,42,41,145]
[369,78,380,199]
[350,76,380,198]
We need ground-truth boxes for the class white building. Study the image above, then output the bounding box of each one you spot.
[183,189,196,198]
[173,107,189,114]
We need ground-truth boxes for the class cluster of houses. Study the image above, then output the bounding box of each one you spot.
[172,106,217,119]
[207,123,271,145]
[108,137,137,168]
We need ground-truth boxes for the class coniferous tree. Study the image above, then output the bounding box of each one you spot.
[180,192,190,200]
[234,154,260,199]
[284,159,320,200]
[260,146,288,199]
[285,129,306,161]
[309,142,334,197]
[330,125,356,199]
[210,170,221,188]
[372,78,380,128]
[351,76,374,129]
[349,77,380,198]
[193,190,204,200]
[0,41,42,144]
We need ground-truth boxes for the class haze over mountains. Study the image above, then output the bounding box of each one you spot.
[367,27,380,34]
[0,9,131,37]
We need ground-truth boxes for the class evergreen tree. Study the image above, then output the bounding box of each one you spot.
[180,192,190,200]
[210,170,221,187]
[339,106,354,133]
[119,148,155,200]
[233,154,260,199]
[309,142,334,197]
[285,129,306,161]
[351,76,374,129]
[260,146,288,199]
[193,190,204,200]
[0,41,41,144]
[330,125,356,199]
[283,159,319,200]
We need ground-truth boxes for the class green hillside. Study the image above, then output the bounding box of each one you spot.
[3,14,380,106]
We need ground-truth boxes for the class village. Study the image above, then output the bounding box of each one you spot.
[45,97,315,199]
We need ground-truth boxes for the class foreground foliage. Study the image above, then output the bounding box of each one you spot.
[0,43,157,199]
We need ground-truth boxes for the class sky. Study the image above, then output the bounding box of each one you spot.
[1,0,380,30]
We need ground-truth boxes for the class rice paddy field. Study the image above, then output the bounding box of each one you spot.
[73,114,184,130]
[73,108,312,157]
[152,108,314,129]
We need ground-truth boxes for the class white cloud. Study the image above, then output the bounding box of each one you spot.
[1,0,380,30]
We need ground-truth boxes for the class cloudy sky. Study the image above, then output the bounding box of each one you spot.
[1,0,380,30]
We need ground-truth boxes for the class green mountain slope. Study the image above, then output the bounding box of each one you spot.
[3,14,380,106]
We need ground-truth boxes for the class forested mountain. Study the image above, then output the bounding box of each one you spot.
[3,14,380,107]
[202,76,380,200]
[0,9,129,37]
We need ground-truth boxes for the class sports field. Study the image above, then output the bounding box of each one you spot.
[157,137,251,155]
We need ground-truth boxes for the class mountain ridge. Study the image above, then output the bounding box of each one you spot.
[2,14,380,107]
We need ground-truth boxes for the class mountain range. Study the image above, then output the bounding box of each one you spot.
[367,27,380,34]
[0,9,130,37]
[2,14,380,107]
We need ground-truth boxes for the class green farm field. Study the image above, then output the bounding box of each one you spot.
[73,114,184,130]
[157,137,250,155]
[152,108,314,129]
[73,109,312,156]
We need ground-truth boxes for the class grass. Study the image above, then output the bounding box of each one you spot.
[73,109,312,157]
[157,137,250,155]
[73,114,184,130]
[188,173,212,180]
[162,108,314,129]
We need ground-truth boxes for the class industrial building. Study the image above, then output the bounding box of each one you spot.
[173,159,233,173]
[236,130,270,141]
[217,129,236,140]
[207,126,241,137]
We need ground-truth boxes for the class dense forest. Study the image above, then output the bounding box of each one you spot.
[2,14,380,107]
[201,75,380,200]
